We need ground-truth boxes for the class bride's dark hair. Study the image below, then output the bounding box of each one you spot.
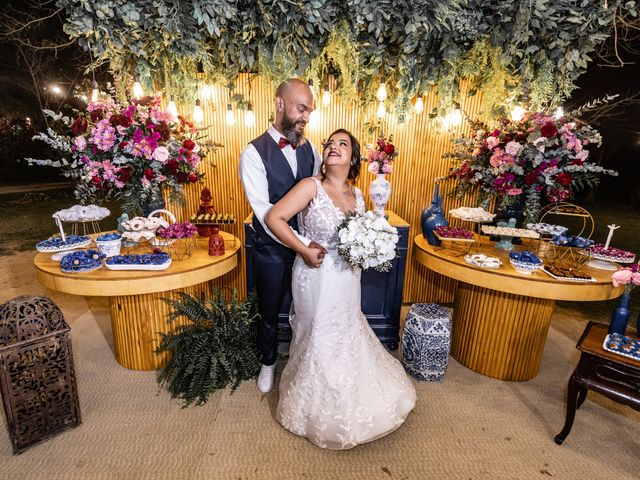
[321,129,361,182]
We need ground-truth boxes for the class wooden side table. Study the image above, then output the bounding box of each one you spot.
[555,322,640,445]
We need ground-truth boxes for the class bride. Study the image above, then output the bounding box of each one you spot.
[265,129,416,450]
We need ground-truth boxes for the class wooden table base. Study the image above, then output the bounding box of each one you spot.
[451,282,556,381]
[109,282,216,370]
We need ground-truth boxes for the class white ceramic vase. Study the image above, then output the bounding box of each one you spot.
[369,173,391,215]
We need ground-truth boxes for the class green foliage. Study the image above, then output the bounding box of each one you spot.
[58,0,637,120]
[156,290,261,407]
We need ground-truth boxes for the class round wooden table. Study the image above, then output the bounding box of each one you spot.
[413,235,623,381]
[34,233,240,370]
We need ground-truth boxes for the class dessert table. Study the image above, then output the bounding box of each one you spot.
[34,233,240,370]
[413,235,624,381]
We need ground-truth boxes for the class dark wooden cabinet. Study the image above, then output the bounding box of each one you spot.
[243,212,409,349]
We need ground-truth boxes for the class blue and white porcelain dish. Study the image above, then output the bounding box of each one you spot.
[60,249,105,273]
[96,232,122,242]
[105,253,171,271]
[509,251,543,274]
[550,234,594,248]
[36,235,91,253]
[603,333,640,361]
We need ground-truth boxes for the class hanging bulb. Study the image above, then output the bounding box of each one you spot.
[553,106,564,119]
[308,79,316,101]
[376,101,386,118]
[322,87,331,106]
[90,81,99,103]
[442,106,463,130]
[376,79,387,102]
[245,102,255,128]
[193,99,204,124]
[510,105,526,121]
[201,85,212,102]
[132,79,144,99]
[226,103,235,126]
[414,96,424,115]
[167,95,178,122]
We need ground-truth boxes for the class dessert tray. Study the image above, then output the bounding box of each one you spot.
[449,207,495,223]
[525,223,568,236]
[36,235,91,253]
[481,225,540,239]
[464,253,502,269]
[54,205,110,222]
[603,333,640,361]
[433,226,475,243]
[59,249,105,273]
[540,265,595,282]
[587,245,636,264]
[550,234,594,248]
[190,212,237,225]
[105,253,172,271]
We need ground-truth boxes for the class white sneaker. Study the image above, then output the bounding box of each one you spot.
[257,364,276,393]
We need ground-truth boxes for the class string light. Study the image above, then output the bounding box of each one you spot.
[308,79,316,101]
[132,79,144,99]
[414,96,424,114]
[193,98,204,124]
[553,106,564,119]
[245,102,255,128]
[376,79,387,102]
[226,103,235,126]
[167,95,178,122]
[510,105,526,121]
[322,86,331,107]
[90,81,99,102]
[441,104,463,130]
[376,101,386,118]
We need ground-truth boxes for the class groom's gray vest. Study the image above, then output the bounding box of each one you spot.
[250,132,315,247]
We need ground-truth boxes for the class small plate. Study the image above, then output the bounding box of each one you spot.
[464,254,502,269]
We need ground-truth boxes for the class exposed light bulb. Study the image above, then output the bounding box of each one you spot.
[308,79,316,101]
[376,80,387,102]
[201,85,212,102]
[226,103,235,126]
[132,80,144,99]
[245,103,255,128]
[553,106,564,119]
[322,87,331,106]
[376,101,386,118]
[192,99,204,124]
[510,105,526,121]
[90,81,99,102]
[442,108,463,130]
[167,95,178,122]
[414,96,424,115]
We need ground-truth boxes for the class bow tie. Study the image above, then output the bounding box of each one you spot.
[278,137,296,150]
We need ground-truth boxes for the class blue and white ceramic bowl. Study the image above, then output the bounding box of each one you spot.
[509,250,543,274]
[95,232,122,257]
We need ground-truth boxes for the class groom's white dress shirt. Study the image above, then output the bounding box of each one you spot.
[239,125,322,246]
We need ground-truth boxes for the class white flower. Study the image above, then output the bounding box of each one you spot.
[153,146,170,163]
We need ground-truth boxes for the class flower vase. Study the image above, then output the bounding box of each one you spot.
[421,182,440,238]
[424,201,448,246]
[369,174,391,216]
[208,227,225,256]
[609,290,632,335]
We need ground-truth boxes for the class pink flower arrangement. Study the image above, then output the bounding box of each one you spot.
[156,222,197,239]
[446,112,617,223]
[612,264,640,293]
[27,95,216,216]
[366,135,398,175]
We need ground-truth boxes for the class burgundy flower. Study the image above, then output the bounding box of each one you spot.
[176,171,189,183]
[165,159,179,175]
[71,117,88,135]
[183,139,196,151]
[491,129,501,137]
[109,114,120,127]
[143,168,155,180]
[118,114,132,128]
[540,122,558,138]
[117,167,132,183]
[156,122,171,141]
[556,172,572,186]
[383,143,395,155]
[524,173,538,185]
[90,109,104,122]
[571,158,584,166]
[188,172,198,183]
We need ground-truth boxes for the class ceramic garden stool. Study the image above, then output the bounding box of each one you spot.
[402,303,452,381]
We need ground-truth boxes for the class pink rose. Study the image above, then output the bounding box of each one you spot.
[486,136,499,150]
[507,188,522,196]
[381,163,393,174]
[368,162,379,174]
[505,141,522,156]
[153,146,170,163]
[612,268,633,287]
[632,272,640,286]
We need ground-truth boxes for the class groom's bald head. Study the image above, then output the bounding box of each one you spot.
[274,78,314,146]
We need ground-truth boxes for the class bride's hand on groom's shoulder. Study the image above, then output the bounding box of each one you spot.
[302,241,327,268]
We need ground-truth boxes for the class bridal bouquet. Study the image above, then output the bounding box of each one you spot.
[337,210,399,272]
[26,95,212,215]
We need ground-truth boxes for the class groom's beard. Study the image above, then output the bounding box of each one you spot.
[281,112,306,147]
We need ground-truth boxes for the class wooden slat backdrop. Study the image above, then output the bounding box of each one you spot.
[167,74,484,304]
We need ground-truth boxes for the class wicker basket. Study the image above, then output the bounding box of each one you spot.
[0,296,81,454]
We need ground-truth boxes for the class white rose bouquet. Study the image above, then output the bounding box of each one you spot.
[337,211,399,272]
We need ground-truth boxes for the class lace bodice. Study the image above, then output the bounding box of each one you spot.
[299,177,365,250]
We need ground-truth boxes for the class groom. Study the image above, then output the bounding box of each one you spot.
[239,78,326,393]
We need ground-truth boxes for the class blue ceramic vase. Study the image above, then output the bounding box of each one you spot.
[424,200,448,246]
[609,289,632,335]
[421,183,440,237]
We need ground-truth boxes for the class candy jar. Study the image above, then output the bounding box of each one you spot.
[208,226,225,256]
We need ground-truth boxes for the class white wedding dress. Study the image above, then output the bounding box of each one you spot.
[276,178,416,450]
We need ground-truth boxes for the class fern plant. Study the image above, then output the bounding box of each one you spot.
[156,290,260,407]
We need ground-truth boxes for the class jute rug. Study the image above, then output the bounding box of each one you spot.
[1,251,639,479]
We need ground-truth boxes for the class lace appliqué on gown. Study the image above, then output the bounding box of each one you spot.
[276,178,416,450]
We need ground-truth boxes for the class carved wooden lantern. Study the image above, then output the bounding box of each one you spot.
[0,295,81,454]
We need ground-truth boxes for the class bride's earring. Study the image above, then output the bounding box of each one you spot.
[321,163,326,175]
